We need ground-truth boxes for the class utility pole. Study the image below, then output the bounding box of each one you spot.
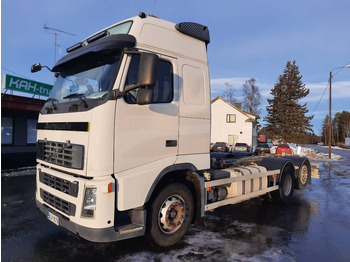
[328,64,350,158]
[329,71,332,159]
[44,24,75,63]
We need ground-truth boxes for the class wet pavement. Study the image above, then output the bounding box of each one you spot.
[2,146,350,261]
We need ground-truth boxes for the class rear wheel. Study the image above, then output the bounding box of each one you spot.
[147,183,194,247]
[296,163,310,190]
[268,165,295,203]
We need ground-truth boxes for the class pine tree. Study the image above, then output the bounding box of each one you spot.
[321,115,329,145]
[332,111,350,144]
[242,78,262,115]
[264,61,313,143]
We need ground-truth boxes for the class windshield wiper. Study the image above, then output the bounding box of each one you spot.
[63,93,88,108]
[45,98,58,110]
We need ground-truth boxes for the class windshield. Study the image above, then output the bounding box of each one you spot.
[42,53,120,114]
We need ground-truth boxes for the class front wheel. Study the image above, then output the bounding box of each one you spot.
[147,183,194,247]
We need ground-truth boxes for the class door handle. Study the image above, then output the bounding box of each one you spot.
[166,140,177,147]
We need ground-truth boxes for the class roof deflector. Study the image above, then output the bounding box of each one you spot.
[175,22,210,44]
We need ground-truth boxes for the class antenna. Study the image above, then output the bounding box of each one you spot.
[44,24,76,63]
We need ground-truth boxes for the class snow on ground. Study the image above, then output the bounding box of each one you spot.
[288,144,342,161]
[1,166,36,177]
[120,225,296,262]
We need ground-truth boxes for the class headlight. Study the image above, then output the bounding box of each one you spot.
[82,187,97,218]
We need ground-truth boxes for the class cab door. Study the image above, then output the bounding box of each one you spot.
[114,53,179,172]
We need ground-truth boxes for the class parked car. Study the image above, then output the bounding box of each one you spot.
[254,143,270,155]
[211,142,231,152]
[276,144,292,155]
[234,142,250,152]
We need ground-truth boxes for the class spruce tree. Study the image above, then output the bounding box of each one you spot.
[264,61,313,143]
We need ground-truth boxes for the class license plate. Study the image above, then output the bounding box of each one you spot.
[47,211,59,226]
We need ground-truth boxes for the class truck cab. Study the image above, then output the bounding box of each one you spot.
[35,13,211,245]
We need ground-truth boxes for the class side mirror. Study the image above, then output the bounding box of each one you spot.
[31,63,42,73]
[137,53,158,87]
[137,87,153,105]
[112,52,158,101]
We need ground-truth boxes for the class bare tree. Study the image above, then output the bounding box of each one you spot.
[222,83,238,105]
[242,78,261,115]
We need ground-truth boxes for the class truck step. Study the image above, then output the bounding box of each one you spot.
[116,224,144,235]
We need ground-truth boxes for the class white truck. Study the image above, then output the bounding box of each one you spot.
[32,13,314,247]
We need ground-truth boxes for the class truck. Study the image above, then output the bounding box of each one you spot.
[32,12,315,247]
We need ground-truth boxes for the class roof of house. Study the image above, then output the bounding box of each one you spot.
[211,96,258,122]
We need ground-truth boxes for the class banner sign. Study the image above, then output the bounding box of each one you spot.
[2,74,53,96]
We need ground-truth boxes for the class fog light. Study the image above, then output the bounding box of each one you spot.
[82,187,97,218]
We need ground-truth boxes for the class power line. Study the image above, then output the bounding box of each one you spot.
[312,83,329,113]
[1,66,33,80]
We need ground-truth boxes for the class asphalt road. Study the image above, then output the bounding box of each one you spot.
[2,148,350,261]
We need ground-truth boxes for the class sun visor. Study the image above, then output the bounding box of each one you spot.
[52,34,136,72]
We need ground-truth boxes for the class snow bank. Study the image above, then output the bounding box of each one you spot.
[288,144,342,161]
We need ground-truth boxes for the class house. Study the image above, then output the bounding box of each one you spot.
[211,96,259,148]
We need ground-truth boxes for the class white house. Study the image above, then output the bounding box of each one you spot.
[211,96,258,147]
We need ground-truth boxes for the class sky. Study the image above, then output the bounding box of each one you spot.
[2,0,350,135]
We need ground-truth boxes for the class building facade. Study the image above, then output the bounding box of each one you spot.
[1,94,44,169]
[211,96,258,147]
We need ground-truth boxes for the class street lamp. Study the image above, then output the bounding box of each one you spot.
[328,64,350,158]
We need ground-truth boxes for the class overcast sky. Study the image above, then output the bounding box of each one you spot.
[2,0,350,135]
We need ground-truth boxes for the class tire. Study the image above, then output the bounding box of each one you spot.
[296,163,310,190]
[281,156,311,191]
[269,164,295,203]
[147,183,194,247]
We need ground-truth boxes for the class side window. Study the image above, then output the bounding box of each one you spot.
[124,55,173,104]
[27,119,38,144]
[226,114,236,123]
[1,116,13,144]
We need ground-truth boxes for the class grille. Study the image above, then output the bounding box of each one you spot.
[40,189,76,216]
[37,140,84,169]
[39,171,78,197]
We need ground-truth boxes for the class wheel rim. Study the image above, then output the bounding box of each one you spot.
[283,173,293,196]
[300,165,308,185]
[158,195,186,234]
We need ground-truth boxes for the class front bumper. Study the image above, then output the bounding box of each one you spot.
[36,199,145,242]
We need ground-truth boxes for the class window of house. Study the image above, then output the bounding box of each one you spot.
[124,54,173,104]
[1,117,13,144]
[27,119,38,144]
[226,114,236,123]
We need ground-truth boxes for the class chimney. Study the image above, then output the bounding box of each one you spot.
[234,103,242,110]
